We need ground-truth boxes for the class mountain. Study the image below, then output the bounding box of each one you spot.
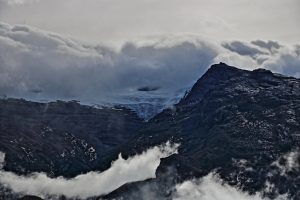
[107,63,300,199]
[0,63,300,199]
[0,99,144,177]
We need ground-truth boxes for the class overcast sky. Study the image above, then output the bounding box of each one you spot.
[0,0,299,110]
[0,0,299,45]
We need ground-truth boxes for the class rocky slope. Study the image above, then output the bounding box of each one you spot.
[0,99,144,177]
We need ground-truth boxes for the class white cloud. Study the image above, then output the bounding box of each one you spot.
[263,47,300,78]
[0,22,299,118]
[0,142,179,199]
[112,170,289,200]
[173,173,287,200]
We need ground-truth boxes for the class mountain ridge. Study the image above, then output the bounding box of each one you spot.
[0,62,300,199]
[111,62,300,199]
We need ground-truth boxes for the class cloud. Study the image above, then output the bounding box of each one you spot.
[173,173,261,200]
[0,142,179,199]
[0,22,299,118]
[222,41,267,58]
[172,173,287,200]
[251,40,281,53]
[217,41,300,78]
[0,22,219,106]
[0,0,40,5]
[1,0,299,45]
[263,46,300,78]
[116,171,288,200]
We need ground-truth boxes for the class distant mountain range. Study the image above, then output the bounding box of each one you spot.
[0,63,299,199]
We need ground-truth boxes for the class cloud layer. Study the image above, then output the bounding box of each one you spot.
[0,22,299,113]
[173,173,262,200]
[173,173,287,200]
[0,142,179,199]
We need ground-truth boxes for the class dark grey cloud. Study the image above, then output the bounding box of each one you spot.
[222,41,266,58]
[251,40,281,52]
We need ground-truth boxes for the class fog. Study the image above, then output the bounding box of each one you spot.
[173,173,287,200]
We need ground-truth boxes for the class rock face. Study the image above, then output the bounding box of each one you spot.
[0,99,144,177]
[1,63,300,199]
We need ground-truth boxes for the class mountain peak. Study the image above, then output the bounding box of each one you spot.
[210,62,233,68]
[209,62,240,71]
[204,62,245,80]
[178,63,244,105]
[179,63,284,107]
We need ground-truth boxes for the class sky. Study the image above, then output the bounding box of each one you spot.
[0,0,299,111]
[0,0,299,45]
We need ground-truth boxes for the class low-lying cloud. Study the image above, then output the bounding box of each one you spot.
[0,142,179,199]
[173,173,262,200]
[102,171,288,200]
[173,173,287,200]
[0,21,299,111]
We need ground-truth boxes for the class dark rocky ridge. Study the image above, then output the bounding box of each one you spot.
[0,99,144,177]
[1,63,300,199]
